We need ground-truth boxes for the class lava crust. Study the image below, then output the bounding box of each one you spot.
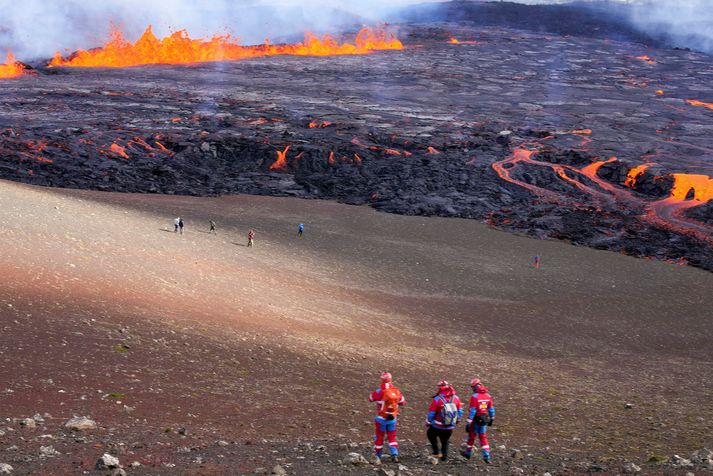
[1,25,712,269]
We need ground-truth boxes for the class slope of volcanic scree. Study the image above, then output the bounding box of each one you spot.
[1,25,712,269]
[0,181,712,474]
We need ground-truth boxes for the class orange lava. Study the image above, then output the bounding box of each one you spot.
[448,38,479,45]
[448,38,460,44]
[109,143,129,159]
[656,89,665,95]
[328,151,335,166]
[309,121,333,129]
[269,146,290,172]
[0,51,25,79]
[570,129,592,135]
[427,146,441,154]
[624,164,653,188]
[50,26,404,68]
[635,55,656,65]
[669,173,713,202]
[686,99,713,111]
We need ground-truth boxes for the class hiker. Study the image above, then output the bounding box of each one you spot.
[534,255,541,268]
[297,223,304,238]
[247,229,255,247]
[426,380,462,463]
[174,217,180,233]
[209,220,217,234]
[368,372,405,462]
[178,217,184,235]
[463,378,495,463]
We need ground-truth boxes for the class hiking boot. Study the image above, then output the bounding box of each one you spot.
[483,458,491,465]
[434,453,442,459]
[461,450,472,460]
[391,455,399,463]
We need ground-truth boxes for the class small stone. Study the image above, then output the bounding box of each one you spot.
[216,440,229,447]
[271,465,287,475]
[32,414,44,423]
[625,403,634,409]
[497,445,507,451]
[511,468,524,475]
[253,468,268,475]
[622,462,641,473]
[343,452,369,466]
[428,456,439,465]
[691,448,712,464]
[671,455,692,466]
[378,468,396,476]
[95,453,120,470]
[512,449,524,460]
[110,470,127,476]
[589,463,606,472]
[130,461,141,468]
[0,463,12,474]
[39,446,59,457]
[65,416,97,431]
[19,418,36,429]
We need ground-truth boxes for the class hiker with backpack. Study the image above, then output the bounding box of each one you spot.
[247,229,255,247]
[297,223,304,238]
[426,380,462,463]
[368,372,406,462]
[462,378,496,463]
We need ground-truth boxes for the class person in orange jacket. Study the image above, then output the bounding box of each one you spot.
[463,378,496,463]
[368,372,405,462]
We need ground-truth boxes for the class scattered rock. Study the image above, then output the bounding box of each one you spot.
[110,470,127,476]
[671,454,692,467]
[0,464,12,474]
[271,465,287,475]
[130,461,141,468]
[254,468,268,475]
[378,468,396,476]
[32,414,44,423]
[428,456,439,465]
[589,462,606,472]
[625,403,634,409]
[95,453,121,470]
[511,468,524,475]
[691,448,712,464]
[622,462,641,473]
[216,440,230,447]
[65,416,97,431]
[39,446,59,457]
[343,452,369,466]
[512,449,524,460]
[19,418,36,429]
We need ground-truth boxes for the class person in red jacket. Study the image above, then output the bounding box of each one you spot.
[426,380,463,462]
[368,372,405,462]
[462,378,496,463]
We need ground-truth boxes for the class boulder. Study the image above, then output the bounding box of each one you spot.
[96,453,121,470]
[343,452,369,466]
[271,465,287,475]
[0,464,12,474]
[65,416,97,431]
[622,462,641,473]
[691,448,712,464]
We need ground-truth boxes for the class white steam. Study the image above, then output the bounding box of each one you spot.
[0,0,420,61]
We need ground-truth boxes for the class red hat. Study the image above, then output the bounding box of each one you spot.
[470,378,482,388]
[380,372,392,383]
[437,379,450,389]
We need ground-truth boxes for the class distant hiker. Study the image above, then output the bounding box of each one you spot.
[534,255,541,268]
[247,229,255,247]
[178,217,184,235]
[297,223,304,238]
[209,220,217,234]
[426,380,462,463]
[462,378,495,463]
[174,217,180,233]
[369,372,406,462]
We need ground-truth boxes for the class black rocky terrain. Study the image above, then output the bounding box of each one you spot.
[1,24,712,269]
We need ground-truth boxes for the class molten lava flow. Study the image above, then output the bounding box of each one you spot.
[686,99,713,111]
[656,89,665,95]
[635,55,656,65]
[328,151,335,166]
[269,146,290,172]
[0,51,25,79]
[309,121,333,129]
[447,38,479,45]
[448,38,460,44]
[624,164,653,188]
[491,149,559,199]
[109,143,129,159]
[50,26,404,68]
[669,174,713,202]
[427,146,441,154]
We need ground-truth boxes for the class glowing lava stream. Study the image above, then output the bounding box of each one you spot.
[0,51,25,78]
[50,26,404,68]
[686,99,713,111]
[647,174,713,243]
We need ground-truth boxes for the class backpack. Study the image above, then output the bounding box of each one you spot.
[439,396,458,426]
[378,388,401,420]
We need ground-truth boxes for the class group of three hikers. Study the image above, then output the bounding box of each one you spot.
[369,372,495,464]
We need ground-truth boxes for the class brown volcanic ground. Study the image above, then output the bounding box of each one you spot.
[0,180,711,475]
[1,25,713,269]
